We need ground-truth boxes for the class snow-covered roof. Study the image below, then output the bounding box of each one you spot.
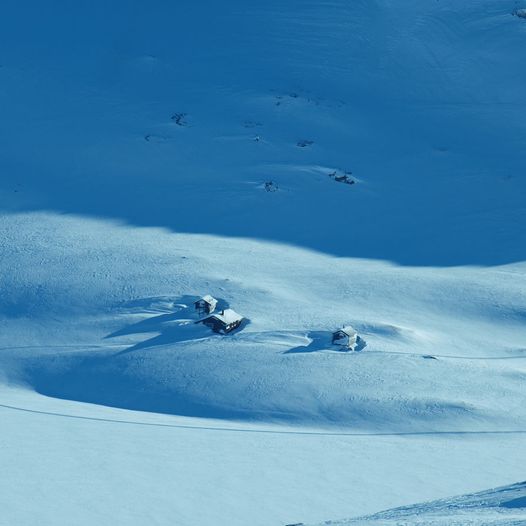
[209,309,243,325]
[196,294,216,304]
[334,326,357,337]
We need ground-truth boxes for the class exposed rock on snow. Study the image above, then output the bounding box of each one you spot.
[171,112,188,126]
[297,139,314,148]
[144,134,169,143]
[328,170,356,185]
[263,180,278,192]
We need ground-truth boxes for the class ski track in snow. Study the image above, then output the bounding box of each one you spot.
[2,402,526,437]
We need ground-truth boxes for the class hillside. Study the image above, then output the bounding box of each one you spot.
[1,1,525,525]
[309,481,526,525]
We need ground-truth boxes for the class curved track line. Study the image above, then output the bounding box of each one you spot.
[1,403,525,437]
[364,350,526,361]
[2,344,525,361]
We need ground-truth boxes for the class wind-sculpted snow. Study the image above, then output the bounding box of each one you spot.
[0,0,525,265]
[2,213,526,431]
[1,1,525,525]
[309,481,526,525]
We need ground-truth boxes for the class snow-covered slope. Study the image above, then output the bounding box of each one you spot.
[1,0,525,266]
[1,1,525,525]
[309,481,526,525]
[2,212,526,431]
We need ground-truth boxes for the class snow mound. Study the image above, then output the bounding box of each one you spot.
[3,213,526,431]
[308,481,526,525]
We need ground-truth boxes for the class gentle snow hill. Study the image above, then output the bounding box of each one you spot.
[2,212,526,430]
[1,1,526,525]
[308,481,526,525]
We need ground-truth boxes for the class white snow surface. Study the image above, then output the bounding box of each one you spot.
[309,481,526,525]
[205,308,244,326]
[1,1,525,525]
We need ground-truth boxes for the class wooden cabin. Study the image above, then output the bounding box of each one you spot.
[332,326,358,350]
[199,309,244,334]
[194,295,217,315]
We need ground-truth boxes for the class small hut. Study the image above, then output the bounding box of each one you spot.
[332,326,358,350]
[194,295,218,315]
[199,309,244,334]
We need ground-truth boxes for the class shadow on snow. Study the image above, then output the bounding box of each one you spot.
[284,330,367,354]
[103,295,252,354]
